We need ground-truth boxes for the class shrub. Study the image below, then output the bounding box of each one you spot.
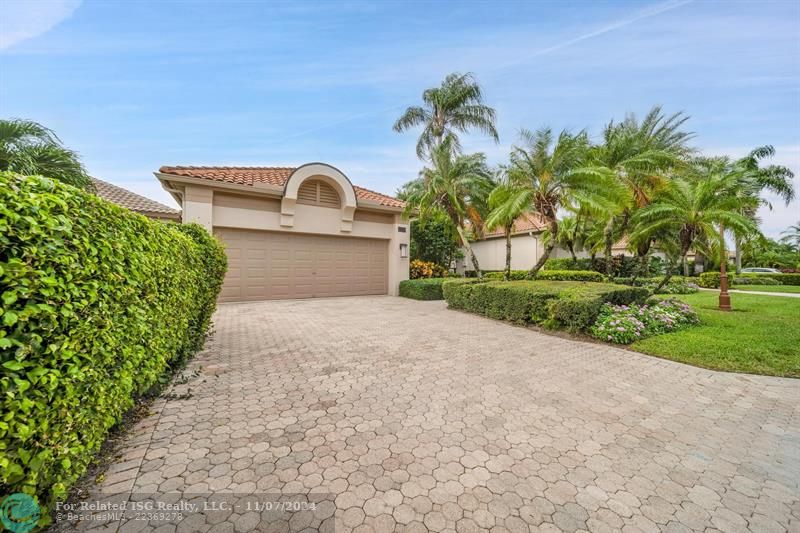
[0,173,227,515]
[536,270,605,282]
[442,280,648,331]
[698,272,721,288]
[544,255,655,277]
[733,277,781,286]
[590,299,699,344]
[700,271,800,288]
[399,278,448,300]
[484,270,604,282]
[649,279,699,295]
[775,273,800,286]
[410,259,447,279]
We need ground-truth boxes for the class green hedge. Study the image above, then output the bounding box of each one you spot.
[399,278,448,300]
[442,280,648,331]
[484,269,605,282]
[0,173,227,515]
[699,272,800,288]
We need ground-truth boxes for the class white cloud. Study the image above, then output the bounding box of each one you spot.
[0,0,81,50]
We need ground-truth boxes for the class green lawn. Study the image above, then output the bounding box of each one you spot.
[731,285,800,294]
[631,291,800,377]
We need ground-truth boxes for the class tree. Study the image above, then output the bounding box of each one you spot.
[485,173,529,280]
[590,106,694,277]
[393,72,499,160]
[732,146,795,273]
[402,135,494,278]
[781,221,800,253]
[493,127,621,278]
[630,159,759,291]
[0,118,92,189]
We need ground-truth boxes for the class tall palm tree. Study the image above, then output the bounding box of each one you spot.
[393,72,499,160]
[492,127,621,278]
[630,159,759,291]
[780,221,800,253]
[403,135,494,278]
[591,106,694,276]
[732,145,795,272]
[0,118,92,189]
[485,173,530,280]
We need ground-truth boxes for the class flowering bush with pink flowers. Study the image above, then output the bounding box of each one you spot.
[590,298,699,344]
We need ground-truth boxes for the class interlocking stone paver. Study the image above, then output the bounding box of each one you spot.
[62,297,799,532]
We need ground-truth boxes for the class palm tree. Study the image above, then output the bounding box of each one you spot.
[485,173,530,280]
[591,106,694,276]
[781,222,800,253]
[732,146,795,272]
[403,135,494,278]
[0,118,92,189]
[492,128,621,278]
[393,72,499,159]
[630,159,759,291]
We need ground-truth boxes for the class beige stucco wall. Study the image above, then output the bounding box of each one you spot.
[467,234,541,271]
[180,178,409,296]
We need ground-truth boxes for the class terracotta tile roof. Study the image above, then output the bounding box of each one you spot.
[159,166,405,209]
[483,212,548,238]
[92,178,180,219]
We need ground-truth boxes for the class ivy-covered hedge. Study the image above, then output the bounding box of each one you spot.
[399,278,448,300]
[0,173,227,515]
[484,270,604,282]
[442,279,648,331]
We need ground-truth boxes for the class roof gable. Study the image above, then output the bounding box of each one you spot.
[158,166,405,209]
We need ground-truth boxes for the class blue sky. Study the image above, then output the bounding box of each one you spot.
[1,0,798,237]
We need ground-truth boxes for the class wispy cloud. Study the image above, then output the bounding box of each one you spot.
[0,0,81,50]
[488,0,694,72]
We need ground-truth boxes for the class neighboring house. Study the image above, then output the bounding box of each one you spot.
[92,178,181,221]
[464,214,670,272]
[155,163,409,302]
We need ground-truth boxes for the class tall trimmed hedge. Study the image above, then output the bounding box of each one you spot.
[442,279,648,331]
[0,173,227,513]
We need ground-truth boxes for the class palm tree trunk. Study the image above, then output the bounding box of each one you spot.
[603,218,614,277]
[632,241,651,284]
[735,237,742,274]
[504,227,512,281]
[527,217,558,279]
[456,225,482,279]
[568,244,577,262]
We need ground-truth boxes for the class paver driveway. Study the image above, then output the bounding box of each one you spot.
[80,296,798,532]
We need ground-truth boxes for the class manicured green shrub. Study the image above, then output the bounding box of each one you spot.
[484,269,604,282]
[698,272,721,288]
[535,270,605,282]
[733,277,781,286]
[442,280,648,331]
[399,278,448,300]
[700,271,800,288]
[774,273,800,285]
[544,255,655,277]
[0,173,227,515]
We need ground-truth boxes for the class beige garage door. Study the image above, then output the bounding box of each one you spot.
[214,228,388,302]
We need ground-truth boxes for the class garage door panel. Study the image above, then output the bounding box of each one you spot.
[214,228,387,301]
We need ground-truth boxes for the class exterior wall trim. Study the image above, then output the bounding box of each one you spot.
[281,163,358,232]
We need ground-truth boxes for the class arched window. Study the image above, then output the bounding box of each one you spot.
[296,179,341,208]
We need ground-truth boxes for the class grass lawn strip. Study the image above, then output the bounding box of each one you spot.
[630,291,800,377]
